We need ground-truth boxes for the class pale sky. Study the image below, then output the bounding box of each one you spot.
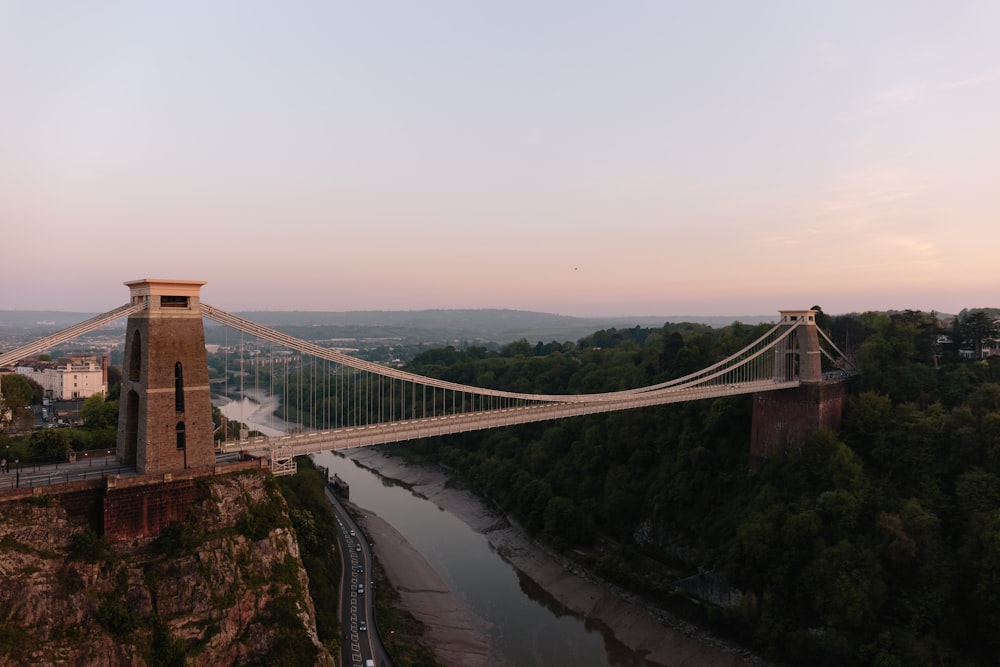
[2,2,998,317]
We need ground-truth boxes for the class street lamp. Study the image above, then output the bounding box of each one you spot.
[14,458,19,488]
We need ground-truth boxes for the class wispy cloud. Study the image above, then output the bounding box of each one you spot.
[877,74,998,106]
[886,235,937,258]
[877,82,931,106]
[759,168,940,273]
[821,167,933,213]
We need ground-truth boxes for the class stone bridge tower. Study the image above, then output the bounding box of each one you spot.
[750,310,849,462]
[116,279,215,475]
[773,310,823,383]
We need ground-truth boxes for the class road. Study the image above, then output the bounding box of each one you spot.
[0,451,133,491]
[325,486,391,667]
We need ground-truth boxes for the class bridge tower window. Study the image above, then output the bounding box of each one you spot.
[174,362,185,412]
[176,421,186,450]
[161,295,189,309]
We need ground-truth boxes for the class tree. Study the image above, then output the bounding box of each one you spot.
[961,310,1000,359]
[543,495,593,546]
[1,374,39,409]
[0,374,42,433]
[810,305,831,332]
[971,510,1000,656]
[29,428,72,459]
[80,393,119,430]
[107,365,122,400]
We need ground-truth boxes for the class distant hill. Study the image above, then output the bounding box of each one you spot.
[0,311,120,330]
[0,309,776,346]
[211,309,777,345]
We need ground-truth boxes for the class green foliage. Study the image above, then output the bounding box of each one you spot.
[80,393,120,430]
[288,508,319,551]
[67,529,110,563]
[960,310,1000,357]
[279,309,1000,665]
[258,595,319,667]
[0,374,41,409]
[28,428,72,459]
[0,621,29,659]
[147,614,186,667]
[276,456,342,643]
[235,492,291,541]
[96,599,138,637]
[154,520,203,558]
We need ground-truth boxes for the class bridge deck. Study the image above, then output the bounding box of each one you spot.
[221,379,802,458]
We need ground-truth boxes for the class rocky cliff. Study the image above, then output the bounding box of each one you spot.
[0,472,335,667]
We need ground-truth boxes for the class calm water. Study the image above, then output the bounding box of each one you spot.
[219,393,648,666]
[214,390,295,437]
[314,451,648,667]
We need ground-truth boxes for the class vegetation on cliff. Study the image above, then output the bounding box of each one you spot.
[274,456,342,650]
[0,472,334,667]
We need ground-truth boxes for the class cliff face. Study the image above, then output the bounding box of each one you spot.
[0,472,335,667]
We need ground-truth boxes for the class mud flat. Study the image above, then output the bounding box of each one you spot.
[347,448,770,667]
[361,508,492,667]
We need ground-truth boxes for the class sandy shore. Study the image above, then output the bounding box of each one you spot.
[347,448,769,667]
[361,508,492,667]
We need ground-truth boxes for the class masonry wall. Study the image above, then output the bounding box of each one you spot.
[0,480,106,533]
[749,380,850,463]
[0,460,266,541]
[58,485,106,532]
[102,478,199,542]
[102,460,265,541]
[118,311,215,475]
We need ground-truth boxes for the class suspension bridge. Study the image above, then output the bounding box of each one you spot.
[1,279,857,481]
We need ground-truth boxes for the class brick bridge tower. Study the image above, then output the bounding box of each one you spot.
[749,310,849,462]
[117,279,216,475]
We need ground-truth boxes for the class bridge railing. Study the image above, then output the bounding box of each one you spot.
[217,377,803,457]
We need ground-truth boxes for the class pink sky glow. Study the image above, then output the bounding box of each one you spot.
[2,2,998,317]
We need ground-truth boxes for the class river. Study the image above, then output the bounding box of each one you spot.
[214,389,295,437]
[217,392,753,667]
[315,450,648,667]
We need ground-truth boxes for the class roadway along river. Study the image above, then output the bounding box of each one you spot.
[218,392,764,666]
[313,449,648,667]
[218,392,647,666]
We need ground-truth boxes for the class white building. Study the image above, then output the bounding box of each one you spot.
[15,356,108,400]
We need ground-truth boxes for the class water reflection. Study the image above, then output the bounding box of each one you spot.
[214,393,652,665]
[514,570,646,667]
[315,451,651,667]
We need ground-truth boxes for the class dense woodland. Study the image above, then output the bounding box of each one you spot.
[309,308,1000,667]
[4,308,1000,666]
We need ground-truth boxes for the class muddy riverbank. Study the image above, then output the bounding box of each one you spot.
[343,448,770,667]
